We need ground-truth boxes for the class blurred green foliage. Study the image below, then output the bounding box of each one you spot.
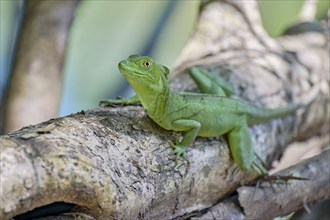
[259,0,305,37]
[60,1,199,115]
[259,0,329,37]
[316,0,330,20]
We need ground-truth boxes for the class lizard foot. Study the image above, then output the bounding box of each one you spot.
[248,174,309,202]
[99,95,140,107]
[251,160,309,185]
[257,173,309,183]
[99,98,126,107]
[168,140,190,168]
[254,173,309,194]
[252,161,268,175]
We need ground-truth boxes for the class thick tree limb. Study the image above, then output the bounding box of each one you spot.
[192,148,330,220]
[238,149,330,220]
[0,0,329,219]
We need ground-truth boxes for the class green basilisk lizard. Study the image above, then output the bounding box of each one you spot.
[100,55,304,174]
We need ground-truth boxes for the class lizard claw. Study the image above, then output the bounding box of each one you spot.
[168,140,190,168]
[99,95,140,107]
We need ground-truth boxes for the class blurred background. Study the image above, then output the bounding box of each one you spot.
[1,0,328,132]
[1,0,198,120]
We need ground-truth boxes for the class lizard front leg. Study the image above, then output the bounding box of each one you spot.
[99,95,140,106]
[170,119,201,166]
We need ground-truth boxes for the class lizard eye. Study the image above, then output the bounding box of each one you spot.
[143,61,151,68]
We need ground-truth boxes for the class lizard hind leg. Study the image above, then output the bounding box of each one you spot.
[228,119,256,172]
[251,161,268,175]
[189,67,234,96]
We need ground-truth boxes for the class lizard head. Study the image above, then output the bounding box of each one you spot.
[118,55,170,96]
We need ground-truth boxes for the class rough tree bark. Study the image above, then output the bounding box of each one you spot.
[0,1,329,219]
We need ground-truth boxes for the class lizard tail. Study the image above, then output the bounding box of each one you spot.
[247,103,303,125]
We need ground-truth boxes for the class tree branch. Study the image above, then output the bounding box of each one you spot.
[191,148,330,220]
[238,149,330,219]
[0,0,328,219]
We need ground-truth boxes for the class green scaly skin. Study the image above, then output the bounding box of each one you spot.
[100,55,303,174]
